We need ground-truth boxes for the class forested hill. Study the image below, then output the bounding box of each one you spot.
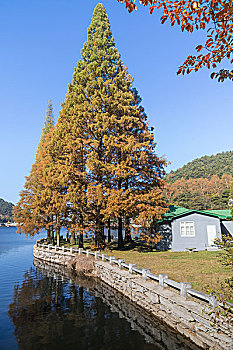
[0,198,14,222]
[167,151,233,183]
[165,151,233,210]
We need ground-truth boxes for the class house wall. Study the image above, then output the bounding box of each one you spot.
[171,213,221,252]
[221,220,233,237]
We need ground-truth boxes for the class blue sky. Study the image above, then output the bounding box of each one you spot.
[0,0,232,204]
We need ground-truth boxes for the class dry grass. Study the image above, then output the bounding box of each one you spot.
[67,255,94,275]
[62,239,231,298]
[104,246,230,297]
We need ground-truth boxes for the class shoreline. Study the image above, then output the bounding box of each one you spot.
[33,242,233,350]
[0,223,17,227]
[33,257,202,350]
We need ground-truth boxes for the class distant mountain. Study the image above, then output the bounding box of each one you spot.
[167,151,233,184]
[0,198,14,223]
[165,151,233,210]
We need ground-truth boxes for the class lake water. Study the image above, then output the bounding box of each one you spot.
[0,227,200,350]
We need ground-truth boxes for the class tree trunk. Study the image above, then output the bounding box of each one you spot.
[50,215,55,245]
[124,216,132,243]
[47,216,52,244]
[55,215,60,246]
[47,228,50,243]
[124,178,132,244]
[95,230,98,247]
[96,219,102,248]
[56,229,60,246]
[118,175,124,248]
[102,224,105,243]
[95,210,105,248]
[107,217,111,243]
[70,232,75,245]
[78,214,84,248]
[49,224,53,245]
[78,233,83,248]
[118,216,124,248]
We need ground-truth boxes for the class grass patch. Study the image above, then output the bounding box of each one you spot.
[104,245,230,297]
[57,239,231,299]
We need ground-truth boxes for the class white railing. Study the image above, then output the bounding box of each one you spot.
[36,241,233,309]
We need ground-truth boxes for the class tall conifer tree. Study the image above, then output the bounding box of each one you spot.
[50,95,89,247]
[53,3,167,247]
[50,3,126,247]
[15,4,167,248]
[14,101,56,240]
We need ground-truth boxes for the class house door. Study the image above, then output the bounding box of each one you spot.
[207,225,217,246]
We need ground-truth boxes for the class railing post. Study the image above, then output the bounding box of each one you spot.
[180,282,192,297]
[78,248,83,255]
[55,245,57,252]
[118,259,125,269]
[62,246,65,252]
[129,263,136,274]
[159,274,168,287]
[101,254,105,261]
[209,295,218,308]
[70,247,73,254]
[86,250,90,258]
[95,251,99,260]
[142,268,150,280]
[109,256,115,264]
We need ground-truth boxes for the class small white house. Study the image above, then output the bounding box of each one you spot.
[156,206,233,252]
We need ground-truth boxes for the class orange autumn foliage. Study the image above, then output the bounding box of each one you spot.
[164,174,233,209]
[118,0,233,81]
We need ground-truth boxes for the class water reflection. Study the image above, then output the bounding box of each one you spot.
[8,259,201,350]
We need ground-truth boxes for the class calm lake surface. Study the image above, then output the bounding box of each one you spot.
[0,227,200,350]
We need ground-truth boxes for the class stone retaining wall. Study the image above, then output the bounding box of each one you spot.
[34,257,201,350]
[33,245,233,350]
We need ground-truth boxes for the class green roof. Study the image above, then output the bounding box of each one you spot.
[163,205,191,219]
[201,209,232,220]
[161,205,232,221]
